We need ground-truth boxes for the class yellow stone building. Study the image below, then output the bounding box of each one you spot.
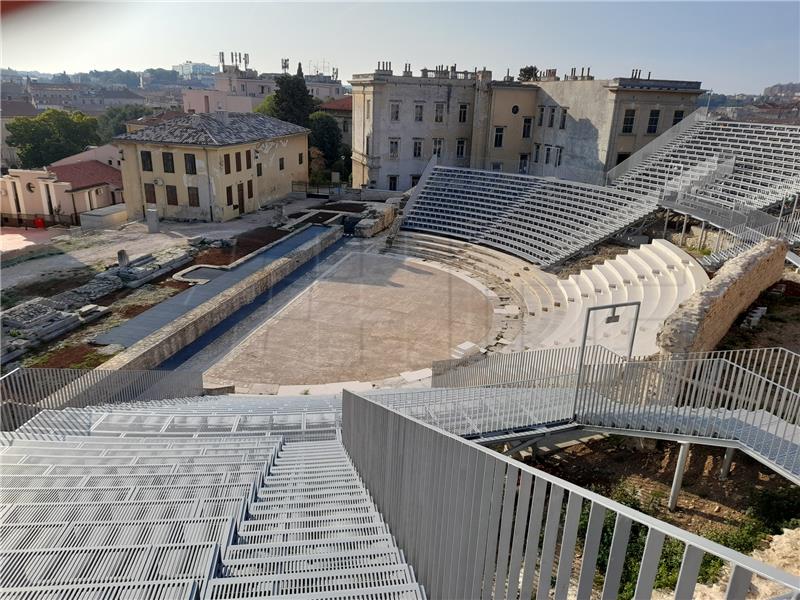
[114,112,309,222]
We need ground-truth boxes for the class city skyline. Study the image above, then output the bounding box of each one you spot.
[1,1,797,95]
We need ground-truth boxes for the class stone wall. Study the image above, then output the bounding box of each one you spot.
[657,239,788,354]
[101,226,342,371]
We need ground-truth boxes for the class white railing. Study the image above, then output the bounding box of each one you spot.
[343,390,800,600]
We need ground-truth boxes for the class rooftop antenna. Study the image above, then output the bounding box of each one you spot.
[281,59,289,73]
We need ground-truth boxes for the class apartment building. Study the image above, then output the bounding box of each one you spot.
[319,96,353,147]
[350,64,702,189]
[114,111,308,222]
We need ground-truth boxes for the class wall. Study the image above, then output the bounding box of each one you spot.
[481,84,538,172]
[0,169,115,217]
[182,88,261,113]
[79,203,129,231]
[101,226,342,371]
[117,134,308,223]
[656,239,789,354]
[50,144,121,169]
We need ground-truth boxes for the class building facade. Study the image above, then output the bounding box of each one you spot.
[0,159,123,225]
[350,65,703,189]
[1,100,40,169]
[114,112,308,222]
[27,81,148,113]
[172,61,217,80]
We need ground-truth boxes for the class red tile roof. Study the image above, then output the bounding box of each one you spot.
[48,160,123,192]
[319,96,352,112]
[0,100,40,118]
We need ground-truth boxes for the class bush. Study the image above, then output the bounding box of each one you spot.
[749,486,800,533]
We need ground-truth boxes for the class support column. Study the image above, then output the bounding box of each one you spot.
[679,214,689,246]
[699,220,707,249]
[714,227,723,253]
[668,442,690,511]
[662,208,670,239]
[719,447,735,480]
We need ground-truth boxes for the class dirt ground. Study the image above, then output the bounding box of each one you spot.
[324,202,367,213]
[1,266,99,308]
[527,436,789,534]
[717,277,800,353]
[551,243,634,278]
[206,252,495,385]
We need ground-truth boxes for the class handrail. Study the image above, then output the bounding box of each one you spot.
[343,390,800,599]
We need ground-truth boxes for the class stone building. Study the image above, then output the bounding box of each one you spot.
[0,159,123,225]
[318,96,353,146]
[27,81,148,113]
[1,100,40,169]
[350,64,703,189]
[114,111,308,222]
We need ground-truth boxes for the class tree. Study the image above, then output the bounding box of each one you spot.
[308,111,342,166]
[5,109,100,168]
[254,95,278,118]
[145,68,178,85]
[51,71,71,84]
[269,72,315,127]
[308,147,328,184]
[97,104,154,142]
[518,65,540,82]
[331,145,352,184]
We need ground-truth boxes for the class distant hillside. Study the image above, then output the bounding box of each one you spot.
[763,82,800,97]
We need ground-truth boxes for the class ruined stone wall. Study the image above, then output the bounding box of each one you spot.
[101,226,342,371]
[657,239,788,354]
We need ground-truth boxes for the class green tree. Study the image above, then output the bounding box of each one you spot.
[331,145,352,184]
[145,68,179,85]
[270,70,315,127]
[308,111,342,166]
[5,109,100,168]
[97,104,154,142]
[254,95,278,118]
[518,65,540,82]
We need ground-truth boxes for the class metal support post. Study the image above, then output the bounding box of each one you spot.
[662,209,670,239]
[699,220,706,249]
[714,227,723,253]
[719,447,735,481]
[668,442,691,511]
[679,214,689,246]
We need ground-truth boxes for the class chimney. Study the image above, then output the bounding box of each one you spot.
[647,71,651,80]
[587,67,591,77]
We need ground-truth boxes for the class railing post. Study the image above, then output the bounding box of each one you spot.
[668,442,691,511]
[719,447,736,481]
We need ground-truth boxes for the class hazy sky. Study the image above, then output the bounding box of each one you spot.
[2,1,798,95]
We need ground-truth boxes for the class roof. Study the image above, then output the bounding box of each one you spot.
[48,160,123,192]
[319,96,352,112]
[127,110,185,127]
[114,111,309,146]
[0,100,40,118]
[94,88,145,100]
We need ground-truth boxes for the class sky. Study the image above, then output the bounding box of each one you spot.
[1,1,798,95]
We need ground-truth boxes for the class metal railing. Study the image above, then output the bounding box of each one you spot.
[0,368,204,431]
[342,390,800,600]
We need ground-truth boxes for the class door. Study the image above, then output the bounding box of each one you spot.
[237,183,245,214]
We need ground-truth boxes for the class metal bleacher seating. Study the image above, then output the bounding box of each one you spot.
[0,396,426,599]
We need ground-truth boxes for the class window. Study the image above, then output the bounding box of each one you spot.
[342,120,349,133]
[166,185,178,205]
[224,154,231,174]
[491,162,502,172]
[184,153,197,175]
[555,146,563,167]
[511,105,519,115]
[411,175,421,187]
[534,144,541,163]
[616,152,631,165]
[279,157,285,170]
[494,127,504,148]
[413,139,423,158]
[247,179,253,199]
[545,145,552,164]
[226,185,233,206]
[366,99,371,119]
[235,152,242,172]
[365,135,371,155]
[518,154,529,174]
[647,110,660,134]
[414,104,423,122]
[388,175,398,191]
[432,138,443,157]
[187,186,200,207]
[390,103,400,121]
[141,151,153,172]
[456,138,466,159]
[162,152,174,173]
[144,183,156,204]
[257,163,263,177]
[548,107,556,127]
[237,182,244,205]
[537,106,545,126]
[522,117,532,139]
[389,138,400,159]
[434,103,444,123]
[559,108,568,130]
[672,110,685,126]
[246,150,252,169]
[622,109,636,134]
[458,104,468,123]
[298,152,303,165]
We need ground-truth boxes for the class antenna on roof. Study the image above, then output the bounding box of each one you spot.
[281,59,289,73]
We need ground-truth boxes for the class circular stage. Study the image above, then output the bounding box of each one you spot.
[205,252,495,386]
